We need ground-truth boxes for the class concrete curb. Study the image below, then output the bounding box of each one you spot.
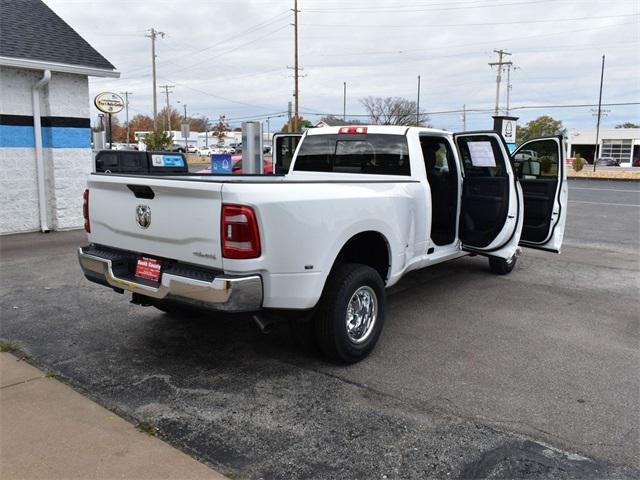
[567,176,640,182]
[0,352,228,480]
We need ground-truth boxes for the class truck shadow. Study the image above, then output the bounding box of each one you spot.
[135,254,492,369]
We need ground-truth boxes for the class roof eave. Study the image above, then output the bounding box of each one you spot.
[0,56,120,78]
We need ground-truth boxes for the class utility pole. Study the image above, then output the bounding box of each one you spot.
[292,0,300,132]
[488,49,512,116]
[416,75,421,126]
[593,54,605,172]
[159,84,174,131]
[343,81,347,121]
[119,91,132,147]
[182,104,188,151]
[145,28,165,130]
[287,101,292,132]
[461,104,467,131]
[505,65,519,116]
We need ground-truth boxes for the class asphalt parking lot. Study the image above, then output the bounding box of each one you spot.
[1,178,638,479]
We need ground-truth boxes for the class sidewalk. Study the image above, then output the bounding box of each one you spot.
[0,353,226,480]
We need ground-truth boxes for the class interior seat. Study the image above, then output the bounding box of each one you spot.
[422,141,451,245]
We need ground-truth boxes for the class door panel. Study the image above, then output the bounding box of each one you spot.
[272,133,303,174]
[513,136,566,252]
[454,132,522,260]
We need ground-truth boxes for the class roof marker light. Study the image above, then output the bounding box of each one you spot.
[339,126,367,134]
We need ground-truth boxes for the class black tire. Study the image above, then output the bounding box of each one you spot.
[489,255,518,275]
[314,264,385,364]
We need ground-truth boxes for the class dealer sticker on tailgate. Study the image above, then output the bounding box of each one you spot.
[135,257,161,281]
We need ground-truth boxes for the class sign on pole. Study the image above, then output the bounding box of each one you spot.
[181,123,190,139]
[94,92,124,114]
[501,118,516,144]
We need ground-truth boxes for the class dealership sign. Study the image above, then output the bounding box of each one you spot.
[501,118,517,144]
[94,92,124,114]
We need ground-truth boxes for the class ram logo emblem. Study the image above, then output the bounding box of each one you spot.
[135,205,151,229]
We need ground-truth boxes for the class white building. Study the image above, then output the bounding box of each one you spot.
[135,131,201,151]
[0,0,119,234]
[566,128,640,166]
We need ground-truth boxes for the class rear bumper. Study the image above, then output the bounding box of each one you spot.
[78,246,262,312]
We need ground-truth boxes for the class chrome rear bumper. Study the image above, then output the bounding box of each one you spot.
[78,246,262,312]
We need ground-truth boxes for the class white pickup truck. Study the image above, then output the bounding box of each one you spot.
[79,126,567,363]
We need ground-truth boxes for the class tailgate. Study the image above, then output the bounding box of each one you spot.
[87,175,224,269]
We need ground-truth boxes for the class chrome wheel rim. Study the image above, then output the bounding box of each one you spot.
[346,286,377,344]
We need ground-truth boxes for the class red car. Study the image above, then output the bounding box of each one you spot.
[196,155,273,175]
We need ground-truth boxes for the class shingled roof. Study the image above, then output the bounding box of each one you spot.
[0,0,116,71]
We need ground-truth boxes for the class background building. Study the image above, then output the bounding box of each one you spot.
[567,128,640,166]
[0,0,118,234]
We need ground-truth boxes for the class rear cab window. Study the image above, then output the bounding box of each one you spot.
[293,133,411,176]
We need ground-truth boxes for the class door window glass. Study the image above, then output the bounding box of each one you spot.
[513,139,559,179]
[274,135,302,174]
[294,134,411,176]
[457,136,506,177]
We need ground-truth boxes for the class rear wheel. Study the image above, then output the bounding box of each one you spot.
[314,264,385,364]
[489,255,518,275]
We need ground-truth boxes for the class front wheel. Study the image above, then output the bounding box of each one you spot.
[489,255,518,275]
[314,264,385,364]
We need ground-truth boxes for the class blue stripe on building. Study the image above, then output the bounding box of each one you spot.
[0,125,91,148]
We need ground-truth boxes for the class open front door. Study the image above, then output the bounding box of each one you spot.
[454,132,523,261]
[512,136,567,252]
[272,133,303,174]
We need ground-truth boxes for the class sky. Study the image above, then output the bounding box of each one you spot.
[44,0,640,132]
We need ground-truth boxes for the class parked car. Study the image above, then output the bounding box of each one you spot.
[196,146,213,156]
[79,126,567,363]
[169,143,185,153]
[595,157,620,166]
[186,145,199,154]
[94,150,188,175]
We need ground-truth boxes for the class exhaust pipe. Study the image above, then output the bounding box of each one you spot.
[253,315,274,335]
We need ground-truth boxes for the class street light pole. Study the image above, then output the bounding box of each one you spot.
[343,81,347,121]
[593,55,605,172]
[416,75,421,126]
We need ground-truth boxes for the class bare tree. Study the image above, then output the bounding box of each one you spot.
[360,96,430,126]
[211,115,230,145]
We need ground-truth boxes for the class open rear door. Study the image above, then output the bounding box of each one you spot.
[512,136,567,252]
[454,132,523,261]
[272,133,303,174]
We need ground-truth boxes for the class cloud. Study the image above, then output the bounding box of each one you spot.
[45,0,639,131]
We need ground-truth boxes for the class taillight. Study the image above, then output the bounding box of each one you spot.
[221,204,261,259]
[339,126,367,134]
[83,189,90,233]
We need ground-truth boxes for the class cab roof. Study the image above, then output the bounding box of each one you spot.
[305,125,451,136]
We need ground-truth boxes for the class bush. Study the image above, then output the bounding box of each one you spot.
[573,153,584,172]
[143,130,173,151]
[540,156,552,174]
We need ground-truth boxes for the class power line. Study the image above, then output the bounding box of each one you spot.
[300,13,638,28]
[299,102,640,118]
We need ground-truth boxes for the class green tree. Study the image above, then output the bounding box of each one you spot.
[516,115,566,143]
[281,116,312,133]
[143,130,173,151]
[615,122,639,128]
[158,106,183,131]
